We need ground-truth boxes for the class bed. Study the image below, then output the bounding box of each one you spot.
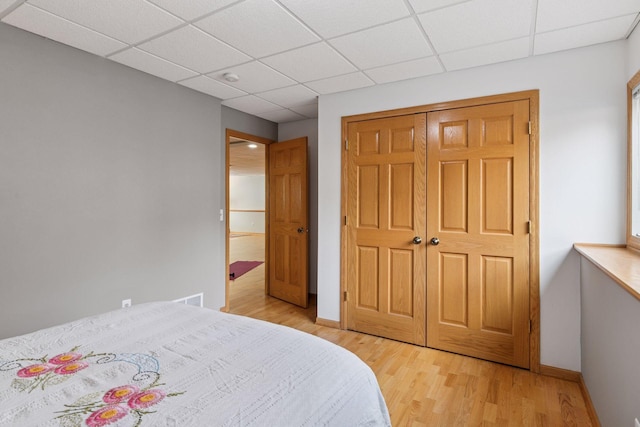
[0,302,390,426]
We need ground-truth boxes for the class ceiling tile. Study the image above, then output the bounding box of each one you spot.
[109,48,198,82]
[535,14,637,55]
[138,25,251,74]
[305,72,374,95]
[256,109,305,123]
[365,56,443,84]
[179,75,247,99]
[2,4,126,56]
[147,0,238,21]
[418,0,534,53]
[289,102,318,118]
[27,0,183,44]
[440,37,530,71]
[194,0,319,58]
[223,95,282,115]
[257,85,318,107]
[278,0,410,38]
[537,0,640,33]
[262,42,356,82]
[207,61,295,93]
[331,18,432,69]
[0,0,21,15]
[408,0,471,14]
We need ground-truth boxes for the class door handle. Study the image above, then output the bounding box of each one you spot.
[297,227,305,233]
[430,237,440,246]
[412,236,422,244]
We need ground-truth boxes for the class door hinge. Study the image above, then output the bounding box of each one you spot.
[526,220,532,234]
[345,139,349,150]
[529,320,532,334]
[344,291,348,302]
[344,215,347,226]
[528,121,532,135]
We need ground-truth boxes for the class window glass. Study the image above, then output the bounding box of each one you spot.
[629,73,640,249]
[632,85,640,238]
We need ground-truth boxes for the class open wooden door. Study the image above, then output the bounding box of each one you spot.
[426,100,531,368]
[268,137,309,308]
[345,114,427,345]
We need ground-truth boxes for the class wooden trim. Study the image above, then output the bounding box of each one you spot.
[579,373,602,427]
[539,364,581,382]
[225,129,274,311]
[315,317,341,329]
[528,91,541,373]
[340,118,349,330]
[340,90,541,372]
[229,209,266,213]
[573,243,640,301]
[539,365,600,425]
[627,69,640,250]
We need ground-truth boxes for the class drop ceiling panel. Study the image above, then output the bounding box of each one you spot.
[138,25,251,74]
[365,57,443,84]
[408,0,472,14]
[0,0,20,15]
[27,0,183,44]
[262,42,357,82]
[147,0,238,22]
[2,4,127,57]
[305,72,374,95]
[418,0,534,53]
[256,109,305,123]
[537,0,640,33]
[194,0,319,58]
[440,37,529,71]
[535,14,637,55]
[223,95,282,115]
[179,75,247,99]
[208,61,295,93]
[110,48,198,82]
[331,18,432,69]
[279,0,410,38]
[257,85,318,107]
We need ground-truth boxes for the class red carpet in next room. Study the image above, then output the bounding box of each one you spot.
[229,261,263,280]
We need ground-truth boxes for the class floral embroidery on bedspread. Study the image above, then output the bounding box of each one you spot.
[0,346,184,427]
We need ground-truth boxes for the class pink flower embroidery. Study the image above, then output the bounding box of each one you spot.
[49,352,82,365]
[128,389,166,409]
[85,405,128,427]
[54,361,89,375]
[16,363,55,378]
[103,385,140,404]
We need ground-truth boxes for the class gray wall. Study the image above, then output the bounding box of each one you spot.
[580,259,640,426]
[278,119,318,294]
[0,23,224,338]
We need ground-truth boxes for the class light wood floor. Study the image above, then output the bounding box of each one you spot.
[228,235,594,426]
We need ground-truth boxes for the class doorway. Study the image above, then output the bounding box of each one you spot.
[225,130,272,311]
[341,91,539,370]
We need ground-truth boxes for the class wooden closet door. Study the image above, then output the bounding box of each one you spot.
[426,100,530,368]
[346,114,427,345]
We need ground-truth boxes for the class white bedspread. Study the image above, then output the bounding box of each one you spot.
[0,302,390,426]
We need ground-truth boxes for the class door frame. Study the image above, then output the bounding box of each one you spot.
[339,90,540,372]
[222,129,274,312]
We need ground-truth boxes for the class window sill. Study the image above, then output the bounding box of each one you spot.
[573,243,640,301]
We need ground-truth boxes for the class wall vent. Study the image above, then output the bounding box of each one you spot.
[173,293,203,307]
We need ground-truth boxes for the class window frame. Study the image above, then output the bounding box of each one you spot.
[627,69,640,250]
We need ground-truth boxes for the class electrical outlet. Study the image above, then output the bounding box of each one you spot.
[122,299,131,308]
[635,418,640,427]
